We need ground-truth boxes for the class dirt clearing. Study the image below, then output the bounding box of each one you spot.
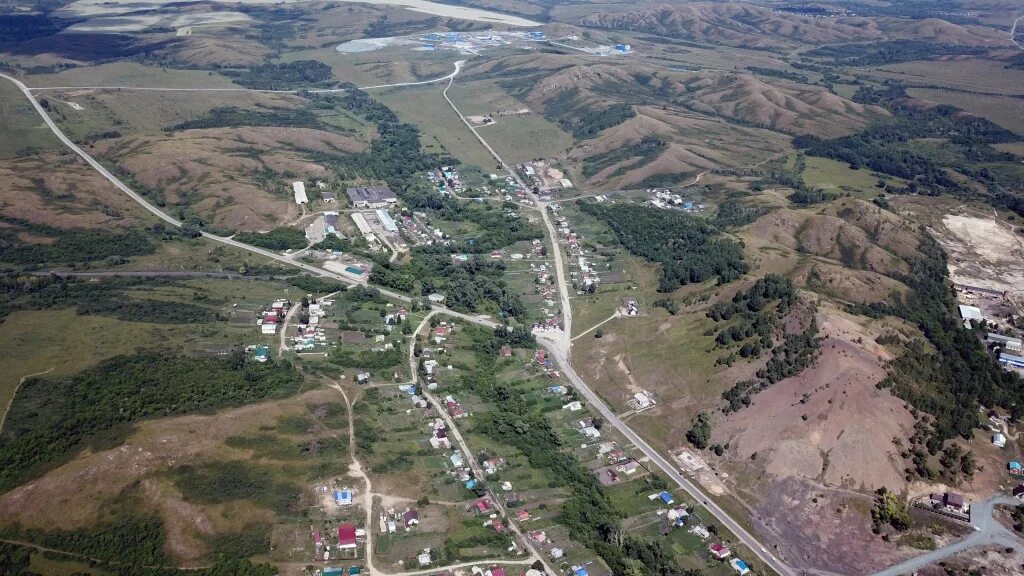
[936,214,1024,293]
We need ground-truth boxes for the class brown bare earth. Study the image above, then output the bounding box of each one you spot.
[94,127,365,230]
[0,152,152,229]
[716,307,914,492]
[751,477,966,575]
[934,212,1024,293]
[915,545,1024,576]
[578,3,882,50]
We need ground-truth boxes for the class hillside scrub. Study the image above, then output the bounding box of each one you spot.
[0,352,302,492]
[851,235,1024,450]
[0,273,215,323]
[234,227,308,250]
[796,84,1024,216]
[580,202,747,292]
[223,60,334,90]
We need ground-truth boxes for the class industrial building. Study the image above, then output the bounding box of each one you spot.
[957,304,983,328]
[376,208,398,233]
[347,186,397,208]
[988,333,1023,353]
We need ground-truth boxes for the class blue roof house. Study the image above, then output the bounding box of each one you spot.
[659,491,674,505]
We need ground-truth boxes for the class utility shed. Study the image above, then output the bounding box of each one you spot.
[293,181,308,205]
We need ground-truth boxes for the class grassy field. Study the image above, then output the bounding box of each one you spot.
[25,62,241,89]
[873,58,1024,96]
[280,46,456,88]
[801,156,890,200]
[0,277,307,420]
[0,80,60,159]
[376,83,498,170]
[446,79,574,164]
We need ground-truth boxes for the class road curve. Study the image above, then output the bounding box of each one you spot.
[870,496,1024,576]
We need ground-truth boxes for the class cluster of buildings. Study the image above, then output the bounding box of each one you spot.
[292,298,331,352]
[556,213,600,294]
[957,298,1024,373]
[647,189,703,211]
[520,161,572,198]
[378,506,419,534]
[427,165,466,197]
[347,186,398,209]
[257,299,291,335]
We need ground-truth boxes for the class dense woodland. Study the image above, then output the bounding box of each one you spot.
[581,202,747,292]
[0,352,302,492]
[223,60,334,90]
[0,223,156,265]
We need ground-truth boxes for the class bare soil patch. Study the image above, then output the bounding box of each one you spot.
[715,307,914,492]
[935,213,1024,293]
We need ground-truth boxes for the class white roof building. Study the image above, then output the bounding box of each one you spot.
[293,181,308,204]
[958,304,983,328]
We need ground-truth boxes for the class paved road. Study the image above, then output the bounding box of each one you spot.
[441,67,572,355]
[871,496,1024,576]
[539,342,797,576]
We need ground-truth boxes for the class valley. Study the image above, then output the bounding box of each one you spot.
[1,1,1024,576]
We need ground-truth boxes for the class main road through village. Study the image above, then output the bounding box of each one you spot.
[8,54,1016,575]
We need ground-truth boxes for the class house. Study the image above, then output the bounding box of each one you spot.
[334,489,353,506]
[321,191,336,203]
[450,451,465,468]
[498,345,513,357]
[491,520,505,534]
[994,433,1007,448]
[528,530,547,543]
[1014,485,1024,500]
[659,491,674,505]
[690,525,711,540]
[1009,460,1023,475]
[617,459,640,475]
[517,509,530,521]
[572,565,589,576]
[581,426,601,439]
[474,499,491,514]
[930,492,969,514]
[485,567,505,576]
[337,524,357,549]
[430,428,450,449]
[403,509,419,527]
[346,185,397,208]
[709,543,731,560]
[483,457,505,474]
[730,558,751,576]
[562,401,583,412]
[293,181,308,205]
[417,549,432,566]
[550,547,564,559]
[253,345,270,363]
[261,320,277,335]
[427,293,446,305]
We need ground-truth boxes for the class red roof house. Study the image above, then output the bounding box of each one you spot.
[338,523,357,548]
